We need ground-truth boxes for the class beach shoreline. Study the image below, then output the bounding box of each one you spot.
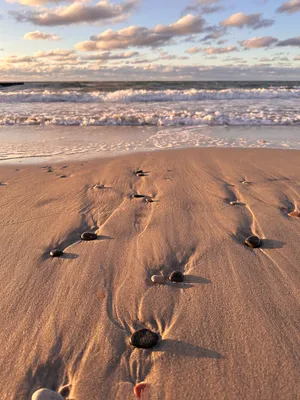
[1,147,300,399]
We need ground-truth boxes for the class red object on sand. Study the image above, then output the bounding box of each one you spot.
[134,383,147,398]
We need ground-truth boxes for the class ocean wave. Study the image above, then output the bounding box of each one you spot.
[1,87,300,103]
[1,110,300,126]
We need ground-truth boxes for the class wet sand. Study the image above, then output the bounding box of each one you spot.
[0,148,300,399]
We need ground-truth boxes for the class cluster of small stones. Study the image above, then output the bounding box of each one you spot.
[151,270,184,285]
[44,172,274,398]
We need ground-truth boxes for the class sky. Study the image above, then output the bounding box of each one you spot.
[1,0,300,80]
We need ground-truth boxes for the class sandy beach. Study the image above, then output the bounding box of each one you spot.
[0,147,300,400]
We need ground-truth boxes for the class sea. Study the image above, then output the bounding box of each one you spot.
[1,81,300,163]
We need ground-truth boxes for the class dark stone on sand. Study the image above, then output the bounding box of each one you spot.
[135,170,143,174]
[169,270,184,282]
[137,173,146,177]
[133,194,145,198]
[60,175,67,178]
[50,249,64,257]
[81,232,97,241]
[130,328,159,349]
[59,387,70,397]
[245,235,261,248]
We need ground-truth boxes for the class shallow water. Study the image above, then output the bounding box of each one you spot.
[1,125,300,164]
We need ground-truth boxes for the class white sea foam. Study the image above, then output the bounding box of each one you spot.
[1,87,300,103]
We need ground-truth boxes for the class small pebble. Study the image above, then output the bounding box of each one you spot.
[59,386,70,397]
[81,232,97,241]
[94,184,104,189]
[151,275,165,284]
[130,328,159,349]
[241,180,251,185]
[169,270,184,283]
[288,211,300,218]
[132,194,145,198]
[145,198,154,203]
[134,383,147,398]
[60,175,67,178]
[135,169,143,174]
[49,249,64,257]
[230,201,243,205]
[245,235,261,248]
[31,388,64,400]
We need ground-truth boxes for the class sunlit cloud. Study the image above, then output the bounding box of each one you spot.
[277,0,300,13]
[221,12,273,29]
[10,0,138,26]
[76,14,206,51]
[23,30,61,40]
[241,36,278,48]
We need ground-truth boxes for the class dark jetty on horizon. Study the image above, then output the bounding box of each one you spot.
[0,82,24,87]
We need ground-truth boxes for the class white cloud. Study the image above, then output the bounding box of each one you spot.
[7,0,73,5]
[80,51,139,61]
[241,36,278,49]
[221,12,273,29]
[0,55,35,63]
[2,62,300,81]
[183,0,223,15]
[186,45,237,54]
[10,0,138,26]
[277,0,300,13]
[76,14,206,51]
[23,31,61,40]
[35,49,75,57]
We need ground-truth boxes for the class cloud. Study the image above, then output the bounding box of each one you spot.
[277,36,300,46]
[0,55,35,63]
[76,14,206,51]
[35,49,75,57]
[241,36,278,48]
[202,26,227,41]
[294,55,300,60]
[277,0,300,13]
[10,0,138,26]
[3,62,300,81]
[221,12,274,29]
[23,30,61,40]
[7,0,73,5]
[186,45,237,54]
[183,0,223,15]
[80,51,139,61]
[155,14,205,35]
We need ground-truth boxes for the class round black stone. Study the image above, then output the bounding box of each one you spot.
[81,232,98,241]
[50,249,64,257]
[245,235,261,248]
[130,329,159,349]
[169,270,184,283]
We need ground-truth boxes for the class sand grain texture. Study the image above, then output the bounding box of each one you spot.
[0,148,299,399]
